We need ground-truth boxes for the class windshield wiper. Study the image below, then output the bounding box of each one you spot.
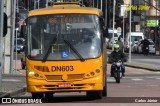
[42,36,57,62]
[64,39,85,62]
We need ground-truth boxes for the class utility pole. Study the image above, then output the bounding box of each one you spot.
[4,0,12,74]
[121,5,126,53]
[92,0,94,7]
[105,0,108,26]
[10,0,16,73]
[0,0,4,89]
[46,0,48,8]
[155,0,158,55]
[100,0,102,10]
[129,0,132,63]
[112,0,116,51]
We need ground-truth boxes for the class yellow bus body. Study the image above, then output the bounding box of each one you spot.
[26,55,106,92]
[26,2,107,98]
[28,3,102,17]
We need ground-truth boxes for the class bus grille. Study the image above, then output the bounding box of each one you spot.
[45,74,84,81]
[34,66,49,72]
[45,75,62,80]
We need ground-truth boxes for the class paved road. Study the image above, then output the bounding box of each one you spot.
[1,52,159,105]
[6,65,159,105]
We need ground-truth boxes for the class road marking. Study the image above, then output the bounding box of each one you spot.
[107,78,115,82]
[146,85,158,87]
[2,79,21,82]
[131,78,143,81]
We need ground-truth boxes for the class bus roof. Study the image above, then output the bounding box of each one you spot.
[28,2,103,17]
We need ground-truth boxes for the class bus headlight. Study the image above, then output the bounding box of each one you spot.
[28,71,34,75]
[28,71,44,79]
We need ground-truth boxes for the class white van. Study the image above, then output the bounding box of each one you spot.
[124,32,144,52]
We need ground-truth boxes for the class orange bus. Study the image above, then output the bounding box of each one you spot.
[22,2,107,99]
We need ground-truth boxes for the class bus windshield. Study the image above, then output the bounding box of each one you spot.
[27,14,101,61]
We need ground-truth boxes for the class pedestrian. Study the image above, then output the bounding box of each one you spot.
[140,37,150,56]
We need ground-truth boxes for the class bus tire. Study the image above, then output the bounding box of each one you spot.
[45,92,53,99]
[102,83,107,97]
[21,63,25,69]
[87,91,102,99]
[32,93,43,99]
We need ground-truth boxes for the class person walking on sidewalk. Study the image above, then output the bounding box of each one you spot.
[140,37,150,56]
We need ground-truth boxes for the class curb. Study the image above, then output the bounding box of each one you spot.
[0,87,26,98]
[124,63,160,71]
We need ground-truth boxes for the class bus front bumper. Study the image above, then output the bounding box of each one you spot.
[27,76,103,93]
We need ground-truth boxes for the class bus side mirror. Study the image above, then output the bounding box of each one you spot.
[20,25,26,38]
[3,12,8,37]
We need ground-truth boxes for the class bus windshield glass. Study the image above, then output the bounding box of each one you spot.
[27,14,101,60]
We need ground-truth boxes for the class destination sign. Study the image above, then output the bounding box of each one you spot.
[48,17,85,23]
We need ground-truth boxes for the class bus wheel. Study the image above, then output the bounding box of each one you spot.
[102,83,107,97]
[45,92,53,99]
[21,63,25,69]
[87,91,102,99]
[32,93,43,99]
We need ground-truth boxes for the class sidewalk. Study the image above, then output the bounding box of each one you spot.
[0,59,160,99]
[124,62,160,71]
[0,70,26,98]
[0,60,26,99]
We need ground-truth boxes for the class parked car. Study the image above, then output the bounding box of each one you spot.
[131,40,139,53]
[14,38,25,53]
[137,39,155,54]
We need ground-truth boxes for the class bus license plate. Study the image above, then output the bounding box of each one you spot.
[58,83,71,88]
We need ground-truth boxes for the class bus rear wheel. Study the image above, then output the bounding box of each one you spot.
[87,91,102,99]
[32,93,43,99]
